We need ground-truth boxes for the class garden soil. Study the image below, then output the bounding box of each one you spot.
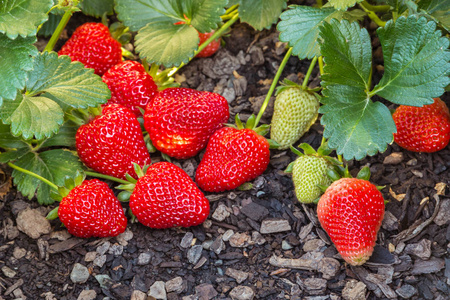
[0,7,449,300]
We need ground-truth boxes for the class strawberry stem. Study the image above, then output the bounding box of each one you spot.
[167,13,240,77]
[361,1,391,12]
[7,162,58,191]
[359,2,386,27]
[254,47,293,127]
[84,171,129,185]
[318,56,324,75]
[44,4,78,52]
[302,56,318,90]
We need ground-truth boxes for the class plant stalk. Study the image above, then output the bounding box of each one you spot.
[85,171,129,185]
[44,8,74,52]
[318,56,324,75]
[8,162,58,190]
[359,3,386,27]
[254,47,293,127]
[302,56,318,90]
[361,1,391,13]
[168,13,240,77]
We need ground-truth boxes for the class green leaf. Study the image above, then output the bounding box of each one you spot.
[0,34,37,105]
[79,0,114,17]
[320,86,395,160]
[115,0,183,31]
[187,0,228,33]
[40,121,78,148]
[37,12,62,37]
[0,148,30,163]
[328,0,364,11]
[0,123,29,149]
[0,52,109,140]
[320,19,372,91]
[418,0,450,31]
[373,16,450,106]
[0,0,53,39]
[135,22,199,67]
[278,6,337,59]
[12,149,84,205]
[26,52,110,108]
[0,95,64,140]
[278,6,366,60]
[239,0,287,30]
[319,19,396,160]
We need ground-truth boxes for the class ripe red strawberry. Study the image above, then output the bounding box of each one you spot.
[58,22,122,76]
[102,60,159,117]
[196,30,221,58]
[58,179,127,238]
[144,87,229,159]
[317,178,385,266]
[76,104,151,179]
[392,98,450,152]
[129,162,210,229]
[195,126,270,192]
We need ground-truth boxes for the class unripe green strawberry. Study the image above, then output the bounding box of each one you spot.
[292,155,331,203]
[270,82,319,149]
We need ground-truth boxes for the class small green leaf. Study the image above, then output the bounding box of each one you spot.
[12,149,85,205]
[319,19,396,160]
[278,6,366,60]
[0,0,53,39]
[135,22,198,67]
[320,19,372,90]
[1,95,64,140]
[188,0,228,33]
[0,34,37,105]
[0,123,29,149]
[320,86,396,160]
[328,0,364,11]
[373,16,450,106]
[239,0,287,30]
[115,0,182,31]
[26,52,110,109]
[40,121,78,148]
[0,148,30,163]
[278,6,337,59]
[79,0,114,17]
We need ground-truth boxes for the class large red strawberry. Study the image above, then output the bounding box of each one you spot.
[129,162,210,229]
[102,60,159,117]
[58,22,122,76]
[196,30,221,58]
[76,104,151,179]
[58,179,127,238]
[144,87,229,159]
[317,178,385,266]
[195,126,271,192]
[392,98,450,153]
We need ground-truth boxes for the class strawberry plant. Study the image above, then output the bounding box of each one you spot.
[274,0,449,160]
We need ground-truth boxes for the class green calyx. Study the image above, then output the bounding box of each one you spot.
[115,163,149,201]
[47,170,86,220]
[57,0,81,13]
[227,113,270,137]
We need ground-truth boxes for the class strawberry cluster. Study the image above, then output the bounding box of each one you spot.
[53,22,271,238]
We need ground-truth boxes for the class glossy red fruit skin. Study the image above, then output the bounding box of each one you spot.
[196,31,220,58]
[144,87,229,159]
[76,104,151,179]
[195,127,270,192]
[129,162,210,229]
[317,178,385,266]
[102,61,159,117]
[58,22,122,76]
[393,98,450,153]
[58,179,127,238]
